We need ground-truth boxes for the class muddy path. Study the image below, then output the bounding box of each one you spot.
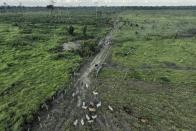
[28,20,121,131]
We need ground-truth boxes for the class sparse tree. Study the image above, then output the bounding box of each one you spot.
[47,5,54,10]
[3,2,7,7]
[18,2,23,13]
[3,2,7,12]
[94,1,99,19]
[46,5,54,14]
[19,2,22,7]
[47,0,56,14]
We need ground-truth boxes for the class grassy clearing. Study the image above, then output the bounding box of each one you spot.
[96,10,196,130]
[0,9,112,131]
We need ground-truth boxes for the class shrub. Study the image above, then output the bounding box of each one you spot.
[79,39,98,57]
[83,25,87,36]
[159,76,170,83]
[68,25,74,35]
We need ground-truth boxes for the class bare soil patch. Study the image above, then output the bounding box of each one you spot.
[62,41,81,51]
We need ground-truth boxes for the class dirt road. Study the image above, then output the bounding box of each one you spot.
[28,20,120,131]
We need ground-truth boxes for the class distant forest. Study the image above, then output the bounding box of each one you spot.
[1,6,196,13]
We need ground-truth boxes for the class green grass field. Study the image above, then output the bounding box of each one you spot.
[96,10,196,130]
[1,7,196,131]
[0,9,112,130]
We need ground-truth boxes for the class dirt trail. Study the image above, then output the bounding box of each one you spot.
[29,20,120,131]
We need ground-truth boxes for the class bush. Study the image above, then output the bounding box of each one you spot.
[79,39,98,57]
[68,25,74,35]
[83,25,87,36]
[130,70,142,80]
[159,76,170,83]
